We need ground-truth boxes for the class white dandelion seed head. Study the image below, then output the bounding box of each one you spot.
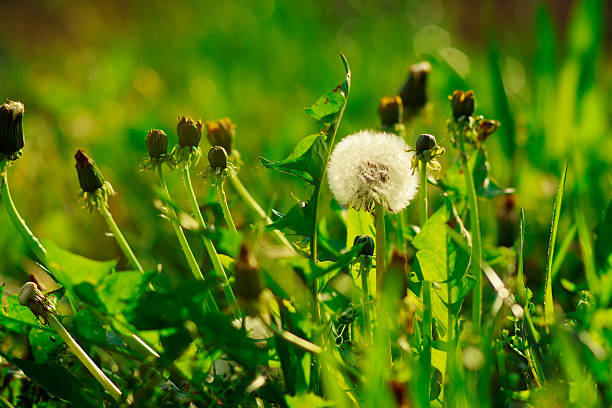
[327,130,419,213]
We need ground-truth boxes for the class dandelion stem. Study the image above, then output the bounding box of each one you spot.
[181,165,241,319]
[47,313,122,402]
[227,169,294,252]
[422,280,433,400]
[98,204,144,273]
[457,138,482,330]
[419,160,428,225]
[215,174,238,235]
[375,203,386,289]
[0,160,47,264]
[158,165,220,313]
[359,259,372,343]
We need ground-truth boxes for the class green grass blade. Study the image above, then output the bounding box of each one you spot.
[551,224,577,279]
[517,208,527,305]
[544,161,568,327]
[575,208,599,294]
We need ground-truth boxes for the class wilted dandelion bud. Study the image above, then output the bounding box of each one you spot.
[75,149,105,192]
[146,129,168,159]
[0,101,25,158]
[450,90,475,120]
[18,282,55,320]
[327,130,419,213]
[176,116,203,148]
[399,61,431,120]
[353,235,375,257]
[206,118,236,154]
[476,118,500,143]
[208,146,228,171]
[416,134,437,156]
[378,96,403,128]
[234,245,264,303]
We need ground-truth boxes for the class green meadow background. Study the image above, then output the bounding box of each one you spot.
[0,0,609,313]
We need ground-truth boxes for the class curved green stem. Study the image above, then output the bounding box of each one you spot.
[215,174,237,235]
[227,169,294,252]
[0,160,47,264]
[419,160,428,226]
[158,165,219,313]
[47,313,122,402]
[182,165,241,319]
[375,203,386,290]
[458,139,482,330]
[98,205,144,273]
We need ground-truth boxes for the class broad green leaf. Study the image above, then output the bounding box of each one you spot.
[97,270,153,315]
[344,208,375,250]
[544,161,568,327]
[71,309,129,353]
[29,329,63,362]
[268,199,315,237]
[304,54,350,125]
[12,358,100,406]
[413,207,449,283]
[261,133,328,184]
[44,239,116,289]
[0,286,44,333]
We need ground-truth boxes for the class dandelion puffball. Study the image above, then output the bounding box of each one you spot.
[327,130,419,213]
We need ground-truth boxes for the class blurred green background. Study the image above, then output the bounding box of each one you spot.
[0,0,610,303]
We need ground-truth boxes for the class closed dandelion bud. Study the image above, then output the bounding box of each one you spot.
[353,235,375,257]
[0,101,25,157]
[176,116,203,148]
[416,133,437,155]
[18,282,54,320]
[450,90,475,120]
[75,149,104,192]
[399,61,431,119]
[145,129,168,159]
[476,119,500,142]
[234,245,264,301]
[208,146,228,170]
[378,96,403,128]
[206,118,236,154]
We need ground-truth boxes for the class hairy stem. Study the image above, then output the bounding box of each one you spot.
[458,138,483,330]
[99,205,144,273]
[47,313,122,402]
[182,165,241,319]
[359,259,372,343]
[375,203,386,290]
[215,174,237,235]
[419,159,428,226]
[0,160,47,264]
[158,165,220,313]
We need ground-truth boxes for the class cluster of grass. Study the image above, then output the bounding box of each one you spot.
[0,0,611,407]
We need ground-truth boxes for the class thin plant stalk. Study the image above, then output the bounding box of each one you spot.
[375,203,386,289]
[181,164,241,319]
[227,169,294,251]
[215,174,237,235]
[47,313,122,402]
[419,159,433,400]
[0,160,47,264]
[158,164,220,313]
[98,204,144,273]
[457,138,482,330]
[359,259,372,343]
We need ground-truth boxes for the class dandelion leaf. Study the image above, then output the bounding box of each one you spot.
[268,199,315,237]
[304,54,350,125]
[261,133,328,184]
[0,286,44,333]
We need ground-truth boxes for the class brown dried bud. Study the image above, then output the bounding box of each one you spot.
[378,95,403,128]
[399,61,431,119]
[476,119,500,142]
[234,245,264,302]
[206,118,236,153]
[0,101,25,156]
[176,116,203,147]
[207,146,228,170]
[18,282,55,319]
[450,90,475,120]
[75,149,105,192]
[145,129,168,159]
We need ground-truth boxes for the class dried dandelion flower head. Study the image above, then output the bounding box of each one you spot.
[327,130,419,213]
